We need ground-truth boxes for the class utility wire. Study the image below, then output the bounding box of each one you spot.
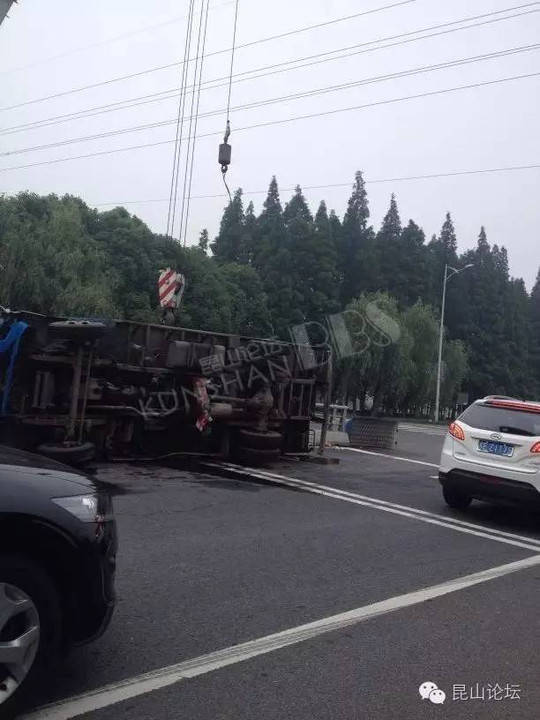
[166,0,196,237]
[3,43,539,159]
[89,163,540,206]
[172,0,201,241]
[0,0,417,112]
[1,70,539,174]
[182,0,211,247]
[178,0,210,246]
[0,1,235,75]
[226,0,240,119]
[2,4,536,137]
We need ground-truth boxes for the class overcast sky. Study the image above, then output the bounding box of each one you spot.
[1,0,539,288]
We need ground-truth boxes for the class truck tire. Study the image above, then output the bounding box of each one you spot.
[36,441,96,466]
[237,446,280,466]
[48,320,106,343]
[238,429,282,450]
[0,554,62,719]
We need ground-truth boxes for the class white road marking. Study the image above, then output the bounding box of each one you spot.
[24,554,540,720]
[429,475,439,479]
[336,445,439,468]
[212,462,540,551]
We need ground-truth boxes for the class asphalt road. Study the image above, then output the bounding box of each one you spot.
[20,428,540,720]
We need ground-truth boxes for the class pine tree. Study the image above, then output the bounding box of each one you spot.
[252,178,296,337]
[530,268,540,392]
[428,212,459,308]
[375,193,402,297]
[396,220,430,306]
[283,185,313,225]
[210,188,246,263]
[198,228,209,253]
[252,176,285,266]
[339,171,373,303]
[296,199,339,318]
[243,201,257,264]
[440,212,458,256]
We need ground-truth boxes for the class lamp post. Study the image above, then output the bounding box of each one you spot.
[434,263,474,423]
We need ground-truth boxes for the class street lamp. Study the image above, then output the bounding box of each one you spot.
[434,263,474,423]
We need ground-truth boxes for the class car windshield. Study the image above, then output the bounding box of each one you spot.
[459,404,540,437]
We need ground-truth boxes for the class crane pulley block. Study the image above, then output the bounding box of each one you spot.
[218,142,231,171]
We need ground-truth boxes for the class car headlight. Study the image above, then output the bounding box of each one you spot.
[52,494,112,523]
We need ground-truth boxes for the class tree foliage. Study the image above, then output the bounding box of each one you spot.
[1,179,538,414]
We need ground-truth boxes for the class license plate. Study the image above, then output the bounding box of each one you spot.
[478,440,513,457]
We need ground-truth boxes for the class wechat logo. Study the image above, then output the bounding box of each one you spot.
[419,681,446,704]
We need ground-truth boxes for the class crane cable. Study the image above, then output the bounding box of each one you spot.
[178,0,207,245]
[166,0,196,238]
[181,0,211,247]
[219,0,240,201]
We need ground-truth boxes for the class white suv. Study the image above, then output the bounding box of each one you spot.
[439,397,540,510]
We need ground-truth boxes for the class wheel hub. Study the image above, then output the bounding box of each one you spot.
[0,582,40,705]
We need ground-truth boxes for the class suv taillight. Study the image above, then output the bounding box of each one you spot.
[449,422,465,441]
[530,442,540,454]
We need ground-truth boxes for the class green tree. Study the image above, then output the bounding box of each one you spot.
[375,193,402,299]
[339,171,374,304]
[531,269,540,392]
[198,228,209,253]
[219,263,272,336]
[336,292,405,413]
[210,188,251,264]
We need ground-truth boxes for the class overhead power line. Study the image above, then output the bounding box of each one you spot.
[0,0,417,112]
[166,0,197,238]
[89,163,540,206]
[1,70,539,174]
[3,43,539,159]
[0,0,235,75]
[179,0,211,245]
[2,3,537,138]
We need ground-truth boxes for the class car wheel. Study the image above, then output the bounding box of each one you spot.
[442,486,472,510]
[0,555,62,718]
[238,429,282,450]
[237,446,280,466]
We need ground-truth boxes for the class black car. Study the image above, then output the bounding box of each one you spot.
[0,445,117,718]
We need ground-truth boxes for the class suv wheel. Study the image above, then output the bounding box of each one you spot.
[442,486,472,510]
[0,555,62,718]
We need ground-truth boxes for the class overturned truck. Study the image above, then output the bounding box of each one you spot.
[0,309,327,465]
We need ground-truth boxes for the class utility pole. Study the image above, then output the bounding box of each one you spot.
[0,1,16,26]
[434,263,474,423]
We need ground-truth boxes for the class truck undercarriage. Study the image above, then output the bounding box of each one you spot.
[0,309,326,465]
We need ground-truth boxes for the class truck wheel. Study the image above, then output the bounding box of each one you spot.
[0,555,62,719]
[442,485,472,510]
[238,429,282,450]
[237,446,280,466]
[37,441,95,466]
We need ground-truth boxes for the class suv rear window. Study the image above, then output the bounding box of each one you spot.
[459,403,540,437]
